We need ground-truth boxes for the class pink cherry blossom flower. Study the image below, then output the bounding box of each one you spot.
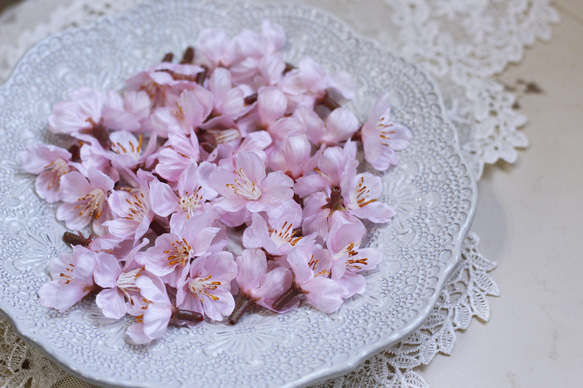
[195,28,241,70]
[209,151,294,214]
[242,200,308,256]
[104,170,156,241]
[294,140,358,198]
[152,87,213,137]
[141,215,220,287]
[199,68,245,128]
[281,243,347,313]
[125,273,174,344]
[327,215,383,297]
[280,57,355,109]
[56,168,114,234]
[306,107,360,146]
[20,143,72,203]
[339,168,395,224]
[267,134,319,180]
[228,21,286,85]
[38,245,98,312]
[48,88,107,136]
[176,251,238,321]
[155,127,201,181]
[228,249,296,323]
[108,130,158,170]
[94,238,149,320]
[125,62,204,108]
[102,90,151,133]
[297,57,355,102]
[150,161,218,234]
[301,167,394,239]
[361,94,412,171]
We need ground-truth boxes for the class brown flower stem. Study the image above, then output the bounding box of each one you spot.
[63,231,93,247]
[68,144,81,162]
[172,308,204,323]
[273,285,300,311]
[180,47,195,64]
[162,52,174,62]
[196,66,208,85]
[228,295,253,325]
[244,93,258,106]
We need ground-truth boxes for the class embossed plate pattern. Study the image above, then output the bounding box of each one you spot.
[0,1,477,387]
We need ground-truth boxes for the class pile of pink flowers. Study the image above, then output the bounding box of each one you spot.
[21,21,411,344]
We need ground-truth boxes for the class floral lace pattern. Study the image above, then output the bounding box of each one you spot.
[0,0,557,387]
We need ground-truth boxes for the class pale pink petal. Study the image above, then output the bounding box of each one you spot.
[254,267,297,312]
[258,86,287,126]
[286,244,314,284]
[236,249,268,293]
[261,20,286,53]
[38,281,87,312]
[322,107,359,144]
[93,252,121,289]
[126,322,152,344]
[150,180,180,217]
[96,287,127,319]
[303,277,347,313]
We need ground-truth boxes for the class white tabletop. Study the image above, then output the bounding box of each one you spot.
[424,1,583,386]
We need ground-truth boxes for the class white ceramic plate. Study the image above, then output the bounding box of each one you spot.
[0,1,476,387]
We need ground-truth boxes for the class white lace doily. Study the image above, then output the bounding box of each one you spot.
[0,0,558,387]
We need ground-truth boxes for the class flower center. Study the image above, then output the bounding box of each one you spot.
[188,275,222,302]
[164,238,194,267]
[377,117,397,147]
[270,221,301,247]
[74,188,106,219]
[350,176,376,209]
[207,129,240,145]
[226,168,261,200]
[43,158,69,189]
[59,262,76,285]
[122,191,149,222]
[116,267,144,292]
[179,187,203,218]
[112,134,143,160]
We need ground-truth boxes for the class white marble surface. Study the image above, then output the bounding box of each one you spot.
[423,1,583,386]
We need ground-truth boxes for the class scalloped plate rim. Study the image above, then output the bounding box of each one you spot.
[0,1,478,387]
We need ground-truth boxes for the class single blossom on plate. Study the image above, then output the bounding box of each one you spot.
[361,94,412,171]
[282,242,347,313]
[20,143,72,203]
[104,170,156,241]
[56,168,115,234]
[150,160,218,234]
[209,151,294,214]
[327,215,383,297]
[38,245,99,312]
[125,273,174,344]
[176,251,238,321]
[242,200,311,256]
[94,238,149,320]
[141,215,220,287]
